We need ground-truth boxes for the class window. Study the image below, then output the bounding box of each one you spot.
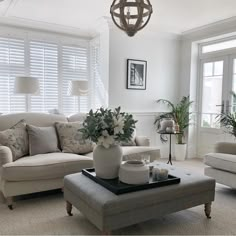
[30,40,59,112]
[90,39,107,109]
[0,33,91,115]
[202,38,236,54]
[62,45,88,114]
[0,37,26,113]
[201,61,223,128]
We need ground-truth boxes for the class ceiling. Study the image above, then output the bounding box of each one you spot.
[1,0,236,36]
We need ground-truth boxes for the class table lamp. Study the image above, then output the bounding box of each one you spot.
[68,80,88,113]
[68,80,88,96]
[14,76,40,112]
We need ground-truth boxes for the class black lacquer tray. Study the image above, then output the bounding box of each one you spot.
[82,168,181,195]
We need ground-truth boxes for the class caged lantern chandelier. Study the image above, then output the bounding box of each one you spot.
[110,0,153,37]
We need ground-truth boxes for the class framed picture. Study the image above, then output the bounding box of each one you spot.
[127,59,147,90]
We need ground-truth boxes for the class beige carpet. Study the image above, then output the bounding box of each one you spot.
[0,159,236,235]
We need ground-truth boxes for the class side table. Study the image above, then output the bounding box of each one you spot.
[158,132,182,165]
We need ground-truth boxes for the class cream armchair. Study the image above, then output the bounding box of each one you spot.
[204,142,236,189]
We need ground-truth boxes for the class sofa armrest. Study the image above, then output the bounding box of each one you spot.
[135,136,150,147]
[0,146,13,167]
[214,142,236,155]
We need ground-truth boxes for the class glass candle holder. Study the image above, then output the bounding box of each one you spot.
[153,168,169,181]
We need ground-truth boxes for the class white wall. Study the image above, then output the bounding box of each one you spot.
[108,28,181,113]
[106,27,181,158]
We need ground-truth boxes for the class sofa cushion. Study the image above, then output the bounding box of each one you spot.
[204,153,236,174]
[27,125,60,156]
[0,120,28,161]
[67,113,87,123]
[85,146,161,162]
[55,122,93,154]
[2,153,93,181]
[0,113,67,131]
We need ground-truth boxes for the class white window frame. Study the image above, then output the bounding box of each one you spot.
[0,26,93,115]
[198,36,236,132]
[199,36,236,59]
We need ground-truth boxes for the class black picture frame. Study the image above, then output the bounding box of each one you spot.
[127,59,147,90]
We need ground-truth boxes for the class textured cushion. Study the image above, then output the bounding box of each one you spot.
[2,153,93,181]
[27,125,60,156]
[64,165,215,216]
[0,120,28,161]
[55,122,93,154]
[204,153,236,174]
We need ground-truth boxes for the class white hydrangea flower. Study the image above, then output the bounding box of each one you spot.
[97,134,115,149]
[113,115,125,135]
[102,130,109,137]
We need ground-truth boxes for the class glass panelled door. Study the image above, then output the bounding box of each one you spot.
[200,58,226,129]
[197,55,236,157]
[197,57,228,157]
[231,57,236,112]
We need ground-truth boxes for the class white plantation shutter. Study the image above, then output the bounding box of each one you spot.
[90,40,106,109]
[29,41,58,112]
[62,45,88,115]
[0,37,26,113]
[0,30,91,115]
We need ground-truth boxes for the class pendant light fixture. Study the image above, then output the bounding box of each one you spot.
[110,0,153,37]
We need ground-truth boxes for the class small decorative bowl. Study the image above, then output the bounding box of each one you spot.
[119,160,149,185]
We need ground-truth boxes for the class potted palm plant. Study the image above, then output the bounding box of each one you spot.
[217,92,236,137]
[154,96,193,161]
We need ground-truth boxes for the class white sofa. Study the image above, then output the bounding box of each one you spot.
[0,112,160,209]
[204,142,236,189]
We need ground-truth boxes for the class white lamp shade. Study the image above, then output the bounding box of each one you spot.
[14,76,40,94]
[68,80,89,96]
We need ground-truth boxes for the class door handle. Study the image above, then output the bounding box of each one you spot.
[216,100,225,113]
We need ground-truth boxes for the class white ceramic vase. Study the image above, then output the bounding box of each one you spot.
[175,144,187,161]
[93,144,123,179]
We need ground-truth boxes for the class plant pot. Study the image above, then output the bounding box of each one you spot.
[93,144,123,179]
[174,144,187,161]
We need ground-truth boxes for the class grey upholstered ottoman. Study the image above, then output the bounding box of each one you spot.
[64,164,215,234]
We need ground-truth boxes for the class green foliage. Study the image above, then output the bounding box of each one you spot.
[79,107,137,148]
[217,91,236,138]
[154,96,193,144]
[217,112,236,138]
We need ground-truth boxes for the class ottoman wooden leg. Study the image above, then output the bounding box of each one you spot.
[205,202,212,219]
[66,201,73,216]
[7,197,13,210]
